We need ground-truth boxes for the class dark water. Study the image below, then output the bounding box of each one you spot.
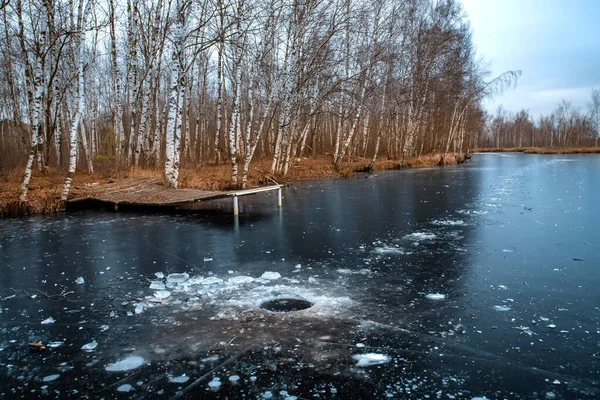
[1,153,599,399]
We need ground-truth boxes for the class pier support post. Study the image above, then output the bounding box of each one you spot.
[233,196,239,216]
[277,187,282,208]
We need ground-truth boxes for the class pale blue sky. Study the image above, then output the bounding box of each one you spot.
[461,0,600,118]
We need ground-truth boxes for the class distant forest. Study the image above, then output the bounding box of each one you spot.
[0,0,597,202]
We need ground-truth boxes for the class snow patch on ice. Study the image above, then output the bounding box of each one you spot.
[117,384,133,392]
[404,232,437,241]
[42,374,60,382]
[208,377,221,388]
[425,293,446,300]
[352,353,391,367]
[168,374,190,383]
[106,356,145,372]
[81,340,97,351]
[431,219,467,226]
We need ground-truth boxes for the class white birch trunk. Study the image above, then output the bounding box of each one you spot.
[19,25,45,202]
[109,0,124,159]
[62,0,92,201]
[165,0,186,188]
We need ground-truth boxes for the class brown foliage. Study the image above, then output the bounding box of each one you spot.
[0,153,468,217]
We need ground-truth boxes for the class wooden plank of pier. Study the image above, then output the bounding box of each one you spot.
[68,177,282,214]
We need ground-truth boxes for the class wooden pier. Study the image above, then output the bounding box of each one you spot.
[68,177,282,215]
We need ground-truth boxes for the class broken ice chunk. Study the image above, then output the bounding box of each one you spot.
[149,281,166,290]
[154,291,171,300]
[155,272,165,279]
[134,303,144,314]
[41,317,56,324]
[352,353,391,367]
[201,277,224,285]
[47,341,63,348]
[425,293,446,300]
[75,277,85,285]
[166,273,189,284]
[228,276,255,285]
[493,305,512,311]
[229,375,240,382]
[261,271,281,280]
[204,257,213,262]
[81,340,98,352]
[105,356,145,372]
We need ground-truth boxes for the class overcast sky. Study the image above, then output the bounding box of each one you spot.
[461,0,600,119]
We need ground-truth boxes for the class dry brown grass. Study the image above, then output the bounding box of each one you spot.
[1,153,468,217]
[474,147,600,154]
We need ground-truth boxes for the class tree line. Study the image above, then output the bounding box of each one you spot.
[0,0,517,203]
[480,89,600,149]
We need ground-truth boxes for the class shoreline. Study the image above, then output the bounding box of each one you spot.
[473,147,600,154]
[1,153,467,218]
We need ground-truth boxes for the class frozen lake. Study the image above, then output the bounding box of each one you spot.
[1,153,599,399]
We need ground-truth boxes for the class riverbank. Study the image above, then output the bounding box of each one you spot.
[0,153,467,217]
[474,147,600,154]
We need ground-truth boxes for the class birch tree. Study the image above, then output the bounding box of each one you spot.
[61,0,93,201]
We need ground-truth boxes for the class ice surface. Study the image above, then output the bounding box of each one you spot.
[166,273,189,283]
[149,281,166,290]
[42,374,60,382]
[41,317,55,324]
[154,290,171,300]
[168,374,190,383]
[261,271,281,280]
[105,356,145,372]
[352,353,391,367]
[425,293,446,300]
[117,384,133,392]
[75,277,85,284]
[81,340,97,351]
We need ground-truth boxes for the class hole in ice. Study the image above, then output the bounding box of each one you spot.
[260,297,314,312]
